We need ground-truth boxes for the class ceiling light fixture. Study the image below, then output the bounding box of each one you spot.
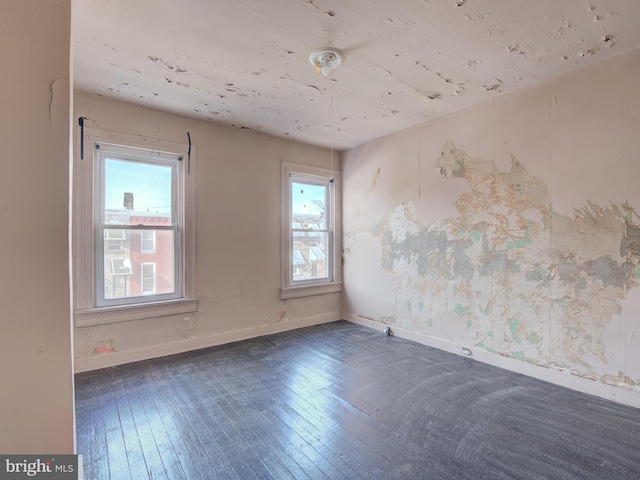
[309,47,344,76]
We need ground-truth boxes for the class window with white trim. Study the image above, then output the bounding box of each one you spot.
[97,145,179,305]
[281,162,342,299]
[141,230,156,253]
[141,262,157,294]
[74,128,197,326]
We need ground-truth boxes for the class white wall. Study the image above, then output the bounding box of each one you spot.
[0,0,74,452]
[342,47,640,407]
[73,92,341,371]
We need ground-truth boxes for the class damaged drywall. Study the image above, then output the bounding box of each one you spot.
[352,142,639,383]
[92,339,115,355]
[342,46,640,399]
[72,0,640,149]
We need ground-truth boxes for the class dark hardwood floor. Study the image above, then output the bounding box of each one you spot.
[75,321,640,479]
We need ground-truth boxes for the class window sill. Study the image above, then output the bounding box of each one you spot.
[280,283,342,300]
[75,297,198,327]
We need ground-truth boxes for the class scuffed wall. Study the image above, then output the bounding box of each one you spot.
[0,0,74,452]
[74,91,340,370]
[342,46,640,400]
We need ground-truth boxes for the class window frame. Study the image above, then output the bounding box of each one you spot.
[96,145,180,306]
[73,128,197,327]
[281,162,342,299]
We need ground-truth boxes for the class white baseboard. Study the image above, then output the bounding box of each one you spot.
[344,313,640,409]
[74,312,340,373]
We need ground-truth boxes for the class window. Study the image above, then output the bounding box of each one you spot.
[281,162,342,299]
[105,228,125,253]
[141,230,156,253]
[74,128,197,326]
[141,262,156,294]
[97,147,179,305]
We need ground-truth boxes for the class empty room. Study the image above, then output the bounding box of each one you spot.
[3,0,640,478]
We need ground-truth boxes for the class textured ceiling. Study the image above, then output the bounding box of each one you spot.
[73,0,640,150]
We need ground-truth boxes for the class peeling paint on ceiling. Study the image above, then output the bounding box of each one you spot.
[73,0,640,149]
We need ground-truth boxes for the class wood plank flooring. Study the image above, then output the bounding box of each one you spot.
[75,321,640,479]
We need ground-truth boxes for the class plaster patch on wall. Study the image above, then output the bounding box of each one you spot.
[351,142,640,388]
[344,168,384,252]
[93,340,115,355]
[49,78,67,126]
[598,372,640,390]
[365,168,381,203]
[274,305,291,324]
[381,315,396,324]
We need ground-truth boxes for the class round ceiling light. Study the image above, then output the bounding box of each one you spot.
[309,47,344,76]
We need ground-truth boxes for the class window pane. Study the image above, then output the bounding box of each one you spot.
[104,158,173,226]
[141,230,156,253]
[291,182,326,229]
[103,228,175,300]
[141,263,156,294]
[292,231,329,282]
[105,229,126,253]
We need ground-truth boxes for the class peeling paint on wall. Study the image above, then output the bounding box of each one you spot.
[366,168,381,203]
[72,0,640,150]
[347,141,640,388]
[92,339,116,355]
